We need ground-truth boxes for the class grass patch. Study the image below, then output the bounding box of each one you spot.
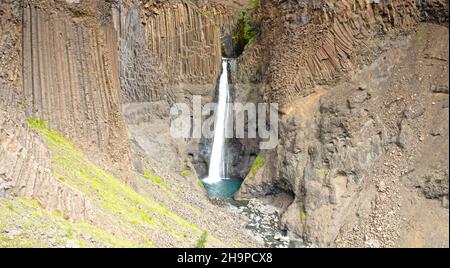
[195,231,208,248]
[6,201,14,211]
[247,0,259,10]
[26,118,201,245]
[179,169,192,177]
[247,154,265,179]
[197,180,204,189]
[298,202,307,224]
[143,170,169,191]
[0,197,141,248]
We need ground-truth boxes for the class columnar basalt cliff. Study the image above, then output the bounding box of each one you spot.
[236,0,422,105]
[140,0,222,84]
[1,0,132,220]
[20,0,132,173]
[117,0,173,104]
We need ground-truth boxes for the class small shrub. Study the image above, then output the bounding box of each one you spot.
[298,202,307,224]
[143,170,168,190]
[248,154,265,179]
[247,0,259,10]
[195,231,208,248]
[27,117,46,129]
[179,170,192,177]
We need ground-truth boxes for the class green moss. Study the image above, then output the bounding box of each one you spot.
[248,154,265,179]
[232,0,259,55]
[221,44,226,57]
[27,117,46,129]
[6,201,14,211]
[53,208,69,219]
[197,180,204,189]
[26,118,201,246]
[298,202,307,224]
[15,197,135,247]
[0,235,39,248]
[1,197,138,248]
[54,209,62,218]
[144,170,169,190]
[416,25,426,44]
[179,169,192,177]
[65,229,74,239]
[247,0,259,10]
[195,231,208,248]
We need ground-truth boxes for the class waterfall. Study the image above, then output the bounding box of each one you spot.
[203,59,230,184]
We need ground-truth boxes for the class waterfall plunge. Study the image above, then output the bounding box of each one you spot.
[203,59,230,184]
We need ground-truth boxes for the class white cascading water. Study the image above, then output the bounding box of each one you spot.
[203,59,230,184]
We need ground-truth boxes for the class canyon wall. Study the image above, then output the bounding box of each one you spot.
[236,0,449,247]
[116,0,172,104]
[1,0,131,218]
[236,0,422,106]
[20,0,131,173]
[140,0,222,85]
[1,0,133,226]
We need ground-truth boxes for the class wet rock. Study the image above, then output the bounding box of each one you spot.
[232,199,290,248]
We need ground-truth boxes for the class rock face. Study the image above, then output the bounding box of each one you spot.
[0,1,21,87]
[20,0,132,173]
[0,0,259,248]
[117,1,173,103]
[236,0,449,247]
[121,0,251,179]
[237,0,422,106]
[0,84,91,221]
[140,0,222,84]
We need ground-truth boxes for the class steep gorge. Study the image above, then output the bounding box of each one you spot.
[234,0,449,247]
[0,0,448,248]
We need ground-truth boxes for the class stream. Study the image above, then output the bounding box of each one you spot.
[200,59,304,248]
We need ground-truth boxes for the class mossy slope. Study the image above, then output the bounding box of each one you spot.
[12,118,207,247]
